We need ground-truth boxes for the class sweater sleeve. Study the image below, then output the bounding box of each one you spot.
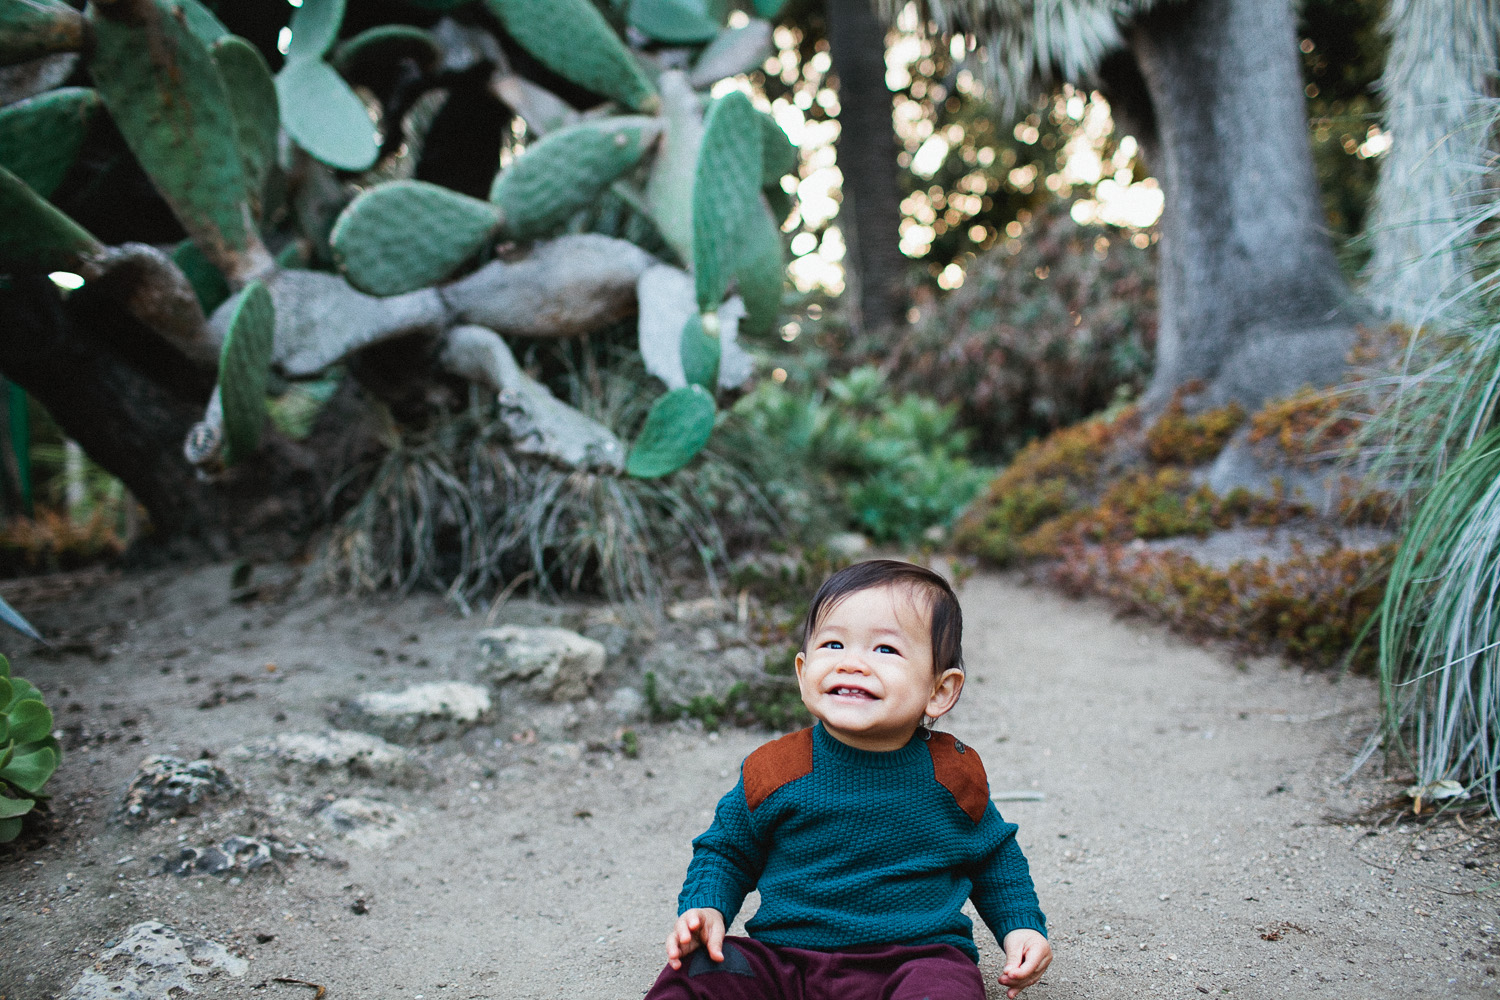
[677,775,767,922]
[968,802,1048,941]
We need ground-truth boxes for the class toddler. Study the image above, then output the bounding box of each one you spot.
[646,559,1051,999]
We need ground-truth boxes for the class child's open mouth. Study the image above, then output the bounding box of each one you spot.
[830,686,876,699]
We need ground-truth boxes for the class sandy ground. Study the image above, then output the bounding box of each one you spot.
[2,564,1498,999]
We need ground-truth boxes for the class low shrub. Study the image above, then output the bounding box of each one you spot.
[1,654,61,843]
[1051,542,1394,670]
[1249,385,1358,459]
[1145,396,1245,465]
[0,509,124,578]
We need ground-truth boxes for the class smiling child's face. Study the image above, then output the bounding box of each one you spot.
[794,582,964,752]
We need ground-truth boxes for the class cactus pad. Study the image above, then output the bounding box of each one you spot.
[490,117,659,241]
[758,110,797,183]
[628,0,720,44]
[276,56,380,172]
[218,281,275,465]
[172,240,231,314]
[331,180,502,295]
[626,384,716,478]
[333,25,441,77]
[0,0,84,67]
[688,18,772,87]
[178,0,229,44]
[484,0,657,112]
[0,163,102,272]
[733,197,783,336]
[678,312,720,390]
[286,0,345,62]
[692,91,762,309]
[211,37,279,217]
[0,86,99,197]
[88,0,253,262]
[645,72,702,265]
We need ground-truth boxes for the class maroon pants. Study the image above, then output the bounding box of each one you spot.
[644,936,986,1000]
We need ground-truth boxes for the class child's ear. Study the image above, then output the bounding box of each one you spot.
[925,668,965,721]
[794,650,806,681]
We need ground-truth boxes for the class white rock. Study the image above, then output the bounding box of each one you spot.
[481,625,606,702]
[330,682,492,744]
[232,730,420,786]
[317,796,413,850]
[605,686,646,721]
[66,922,247,1000]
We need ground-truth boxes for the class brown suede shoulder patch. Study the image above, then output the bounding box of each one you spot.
[926,731,989,823]
[742,728,815,812]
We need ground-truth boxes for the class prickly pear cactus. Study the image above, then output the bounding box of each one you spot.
[627,384,717,479]
[332,181,502,295]
[0,163,103,272]
[629,0,722,44]
[210,37,279,218]
[489,118,660,241]
[0,87,99,198]
[218,281,275,465]
[484,0,658,112]
[0,655,61,843]
[88,0,255,272]
[693,91,767,309]
[0,0,84,66]
[275,56,379,173]
[678,312,720,390]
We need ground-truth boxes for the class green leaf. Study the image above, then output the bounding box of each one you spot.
[484,0,657,112]
[7,677,40,711]
[218,282,275,465]
[212,36,279,217]
[692,91,761,310]
[286,0,345,62]
[7,699,51,745]
[172,240,231,314]
[276,57,379,172]
[89,0,252,261]
[0,594,38,643]
[0,87,99,198]
[0,679,10,716]
[0,163,102,273]
[679,313,719,390]
[0,654,9,680]
[0,745,56,794]
[177,0,229,44]
[331,180,501,295]
[0,0,84,67]
[627,384,716,478]
[0,740,12,771]
[490,118,657,241]
[628,0,720,44]
[0,791,32,819]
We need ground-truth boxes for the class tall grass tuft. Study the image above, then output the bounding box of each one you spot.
[326,348,781,611]
[1360,97,1500,809]
[1378,427,1500,810]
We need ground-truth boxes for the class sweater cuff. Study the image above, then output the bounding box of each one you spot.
[678,890,743,922]
[995,912,1048,940]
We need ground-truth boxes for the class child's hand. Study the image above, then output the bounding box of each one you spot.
[665,907,726,970]
[998,928,1052,998]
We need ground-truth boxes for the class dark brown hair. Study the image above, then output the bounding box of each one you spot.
[799,559,963,676]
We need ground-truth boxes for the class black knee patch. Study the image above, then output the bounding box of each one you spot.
[685,942,755,978]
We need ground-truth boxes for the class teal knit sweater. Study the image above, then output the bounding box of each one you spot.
[678,723,1047,962]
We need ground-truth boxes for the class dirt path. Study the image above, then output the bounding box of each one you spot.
[2,568,1495,999]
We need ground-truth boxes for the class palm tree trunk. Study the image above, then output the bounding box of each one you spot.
[826,0,908,336]
[1129,0,1360,410]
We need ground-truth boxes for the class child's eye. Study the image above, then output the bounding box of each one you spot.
[821,640,843,650]
[875,643,899,655]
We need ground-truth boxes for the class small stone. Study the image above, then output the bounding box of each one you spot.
[604,686,646,721]
[232,730,422,786]
[318,796,413,849]
[65,921,247,999]
[117,756,236,827]
[666,597,726,623]
[330,682,491,744]
[825,532,871,559]
[480,625,606,702]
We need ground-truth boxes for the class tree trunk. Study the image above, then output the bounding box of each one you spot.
[0,275,384,562]
[1129,0,1360,410]
[826,0,908,336]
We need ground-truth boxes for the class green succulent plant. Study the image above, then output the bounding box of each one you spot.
[0,655,61,843]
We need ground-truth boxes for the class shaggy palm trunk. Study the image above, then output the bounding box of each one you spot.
[827,0,908,336]
[1129,0,1359,410]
